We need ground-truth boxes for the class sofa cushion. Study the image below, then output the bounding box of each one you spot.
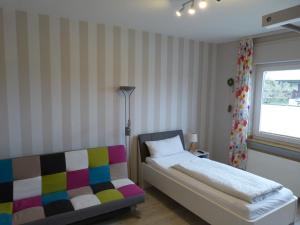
[13,176,42,201]
[67,186,93,198]
[88,147,109,167]
[90,182,114,194]
[42,191,69,205]
[42,172,66,194]
[0,160,13,183]
[44,200,74,217]
[65,150,88,172]
[70,194,100,210]
[0,203,12,225]
[13,207,45,225]
[40,153,66,176]
[12,156,41,180]
[95,189,124,203]
[118,184,144,198]
[109,162,128,180]
[0,182,13,203]
[111,178,134,189]
[67,169,89,190]
[0,202,12,214]
[89,166,110,184]
[108,145,126,164]
[13,196,42,213]
[0,214,12,225]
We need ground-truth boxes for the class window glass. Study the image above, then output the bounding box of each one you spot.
[259,69,300,139]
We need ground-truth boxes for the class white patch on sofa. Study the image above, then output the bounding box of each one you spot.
[13,176,42,200]
[111,178,134,189]
[70,194,101,210]
[65,150,88,171]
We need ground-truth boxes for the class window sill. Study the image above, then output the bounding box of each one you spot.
[247,137,300,162]
[248,137,300,152]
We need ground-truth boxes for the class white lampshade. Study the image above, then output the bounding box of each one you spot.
[189,133,198,143]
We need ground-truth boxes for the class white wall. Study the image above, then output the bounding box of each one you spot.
[211,41,238,163]
[0,8,217,183]
[247,149,300,197]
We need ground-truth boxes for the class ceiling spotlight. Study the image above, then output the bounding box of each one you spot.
[188,1,196,15]
[188,7,196,15]
[176,8,183,17]
[198,0,208,9]
[176,11,182,17]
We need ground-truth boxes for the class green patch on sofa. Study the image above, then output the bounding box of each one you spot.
[96,189,124,203]
[0,202,12,214]
[42,172,66,194]
[88,147,109,167]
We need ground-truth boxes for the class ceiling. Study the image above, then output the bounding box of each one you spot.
[1,0,300,42]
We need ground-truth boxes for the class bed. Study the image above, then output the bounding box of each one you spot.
[138,130,298,225]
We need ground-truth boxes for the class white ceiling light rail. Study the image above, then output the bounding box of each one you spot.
[176,0,221,17]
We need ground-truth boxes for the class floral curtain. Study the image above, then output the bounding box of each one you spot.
[229,39,254,170]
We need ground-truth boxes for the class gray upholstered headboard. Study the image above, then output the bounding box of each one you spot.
[138,130,185,162]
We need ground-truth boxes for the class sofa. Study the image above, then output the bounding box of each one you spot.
[0,145,145,225]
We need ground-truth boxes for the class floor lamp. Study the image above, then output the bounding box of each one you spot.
[119,86,135,150]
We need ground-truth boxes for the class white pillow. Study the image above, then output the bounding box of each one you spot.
[145,135,185,158]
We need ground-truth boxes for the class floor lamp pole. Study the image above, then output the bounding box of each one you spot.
[119,86,135,151]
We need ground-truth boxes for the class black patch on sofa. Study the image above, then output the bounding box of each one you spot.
[0,182,13,202]
[91,182,114,194]
[44,199,74,217]
[40,153,66,175]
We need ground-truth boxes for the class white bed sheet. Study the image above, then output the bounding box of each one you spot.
[146,151,295,221]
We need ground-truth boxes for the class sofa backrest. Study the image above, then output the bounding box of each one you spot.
[0,145,128,204]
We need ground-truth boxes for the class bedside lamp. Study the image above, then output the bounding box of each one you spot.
[188,133,198,152]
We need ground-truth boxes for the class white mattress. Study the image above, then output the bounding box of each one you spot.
[146,151,296,221]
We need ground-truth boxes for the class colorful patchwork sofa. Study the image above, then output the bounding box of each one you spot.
[0,145,144,225]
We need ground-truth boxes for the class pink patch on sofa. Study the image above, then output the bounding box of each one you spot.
[13,196,42,212]
[108,145,127,164]
[117,184,144,198]
[67,169,89,190]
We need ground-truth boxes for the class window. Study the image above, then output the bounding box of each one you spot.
[253,63,300,146]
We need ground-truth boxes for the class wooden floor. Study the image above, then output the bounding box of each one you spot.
[95,187,208,225]
[94,187,299,225]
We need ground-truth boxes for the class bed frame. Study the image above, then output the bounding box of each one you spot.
[138,130,297,225]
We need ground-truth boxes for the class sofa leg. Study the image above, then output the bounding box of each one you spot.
[131,205,141,219]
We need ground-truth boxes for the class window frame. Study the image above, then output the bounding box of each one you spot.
[253,62,300,147]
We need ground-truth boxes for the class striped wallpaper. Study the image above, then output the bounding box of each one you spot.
[0,8,217,181]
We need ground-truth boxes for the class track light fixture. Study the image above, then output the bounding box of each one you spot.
[175,0,221,17]
[188,2,196,15]
[176,7,183,17]
[199,0,208,9]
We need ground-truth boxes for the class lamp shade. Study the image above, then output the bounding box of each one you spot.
[119,86,135,92]
[189,133,198,143]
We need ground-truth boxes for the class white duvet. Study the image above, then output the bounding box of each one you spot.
[146,152,295,220]
[172,157,283,203]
